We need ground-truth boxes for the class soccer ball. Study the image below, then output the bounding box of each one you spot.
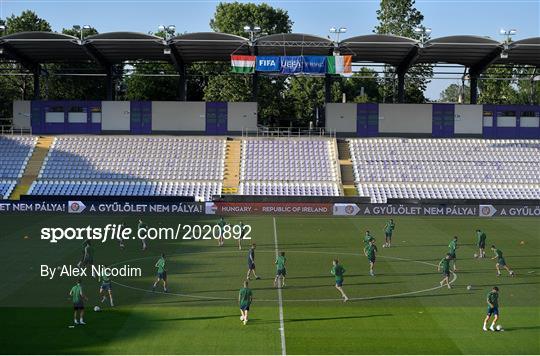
[93,306,101,312]
[496,325,503,331]
[473,253,478,258]
[466,285,472,290]
[240,315,244,321]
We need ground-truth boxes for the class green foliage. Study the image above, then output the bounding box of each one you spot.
[124,61,179,101]
[44,26,106,100]
[439,83,470,104]
[478,67,517,104]
[338,69,382,103]
[210,2,293,36]
[375,0,432,103]
[0,10,52,117]
[3,10,51,33]
[286,76,325,126]
[203,74,252,102]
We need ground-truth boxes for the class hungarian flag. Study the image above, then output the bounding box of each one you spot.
[327,55,352,74]
[231,55,256,73]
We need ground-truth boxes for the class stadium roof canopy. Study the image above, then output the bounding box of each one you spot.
[1,31,539,68]
[1,31,538,103]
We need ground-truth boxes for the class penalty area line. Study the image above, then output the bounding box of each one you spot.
[273,217,287,356]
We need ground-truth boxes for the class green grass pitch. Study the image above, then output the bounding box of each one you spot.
[0,214,538,354]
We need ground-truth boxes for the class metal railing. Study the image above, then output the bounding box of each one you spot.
[242,126,336,138]
[0,124,32,136]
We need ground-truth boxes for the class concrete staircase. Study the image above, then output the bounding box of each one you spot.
[221,138,241,195]
[9,136,54,200]
[337,139,357,196]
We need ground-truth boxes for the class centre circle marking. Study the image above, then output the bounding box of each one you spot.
[110,250,457,302]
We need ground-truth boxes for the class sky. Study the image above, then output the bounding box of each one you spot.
[1,0,539,99]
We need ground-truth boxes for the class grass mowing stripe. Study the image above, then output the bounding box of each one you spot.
[273,217,287,356]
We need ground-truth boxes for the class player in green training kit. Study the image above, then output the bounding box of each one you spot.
[246,243,260,280]
[152,253,168,292]
[383,219,395,248]
[476,229,487,258]
[491,245,515,277]
[437,254,452,289]
[483,286,500,331]
[99,270,114,307]
[138,219,148,250]
[237,221,245,250]
[363,230,375,254]
[448,236,458,271]
[364,239,378,276]
[78,240,94,268]
[331,259,349,302]
[239,280,253,325]
[274,251,287,288]
[69,279,88,325]
[217,217,226,247]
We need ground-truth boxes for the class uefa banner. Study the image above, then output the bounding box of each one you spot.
[206,202,333,215]
[333,203,540,217]
[0,200,205,214]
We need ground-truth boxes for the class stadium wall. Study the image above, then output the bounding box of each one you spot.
[379,104,433,134]
[324,103,539,138]
[325,103,357,133]
[227,102,257,133]
[19,101,540,138]
[101,101,131,131]
[12,100,31,130]
[152,101,206,132]
[454,105,483,135]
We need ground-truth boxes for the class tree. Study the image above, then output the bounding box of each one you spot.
[439,83,470,103]
[286,77,325,126]
[338,69,381,103]
[478,67,517,104]
[375,0,433,103]
[0,10,51,118]
[44,26,107,100]
[210,2,292,36]
[207,2,294,125]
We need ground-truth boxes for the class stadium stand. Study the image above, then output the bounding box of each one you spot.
[0,135,37,179]
[29,181,221,199]
[0,180,17,199]
[349,138,540,202]
[28,136,225,200]
[239,138,342,196]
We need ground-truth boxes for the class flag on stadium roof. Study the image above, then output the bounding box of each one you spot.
[231,55,256,73]
[327,55,352,74]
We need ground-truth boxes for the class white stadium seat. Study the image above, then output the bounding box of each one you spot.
[349,138,540,203]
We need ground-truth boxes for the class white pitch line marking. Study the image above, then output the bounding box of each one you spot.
[273,217,287,356]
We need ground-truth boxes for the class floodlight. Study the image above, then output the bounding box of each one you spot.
[243,25,251,31]
[0,25,6,31]
[424,28,432,35]
[158,25,166,32]
[82,25,91,30]
[73,25,81,30]
[168,25,176,32]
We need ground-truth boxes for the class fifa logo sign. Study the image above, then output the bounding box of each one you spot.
[258,59,276,66]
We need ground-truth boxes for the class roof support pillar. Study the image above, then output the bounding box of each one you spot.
[106,65,114,101]
[397,71,406,103]
[179,62,187,101]
[470,74,478,104]
[325,74,333,103]
[33,65,41,100]
[251,72,259,102]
